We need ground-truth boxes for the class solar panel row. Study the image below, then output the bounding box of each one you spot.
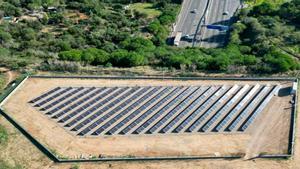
[92,87,160,135]
[226,85,271,131]
[160,87,212,133]
[40,87,85,111]
[107,87,173,135]
[68,87,134,130]
[133,87,195,134]
[52,87,108,119]
[201,85,250,132]
[29,87,61,103]
[240,85,280,131]
[122,87,184,135]
[30,84,280,136]
[60,87,122,124]
[78,87,145,135]
[46,87,97,115]
[187,85,238,132]
[214,84,260,132]
[118,87,176,135]
[173,86,224,133]
[147,87,206,134]
[34,87,72,107]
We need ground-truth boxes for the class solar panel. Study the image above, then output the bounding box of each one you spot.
[201,85,249,132]
[172,86,224,133]
[187,85,238,132]
[106,87,172,135]
[29,87,61,103]
[119,87,183,135]
[214,84,260,132]
[46,87,96,115]
[58,87,120,122]
[65,87,132,128]
[92,87,160,135]
[160,87,212,133]
[147,87,204,134]
[226,85,271,131]
[78,87,148,136]
[133,87,195,134]
[51,87,107,118]
[40,87,85,111]
[34,87,72,107]
[240,85,280,131]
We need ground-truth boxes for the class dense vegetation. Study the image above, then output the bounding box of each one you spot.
[0,0,299,74]
[230,0,300,73]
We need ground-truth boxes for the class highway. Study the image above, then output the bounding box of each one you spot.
[173,0,209,47]
[198,0,241,48]
[173,0,241,48]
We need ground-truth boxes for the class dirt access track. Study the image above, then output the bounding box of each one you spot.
[0,76,295,160]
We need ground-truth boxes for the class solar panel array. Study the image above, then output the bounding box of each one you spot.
[29,84,280,136]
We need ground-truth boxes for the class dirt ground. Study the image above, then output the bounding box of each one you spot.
[0,67,19,88]
[0,77,297,169]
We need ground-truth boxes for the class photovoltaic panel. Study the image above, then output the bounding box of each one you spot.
[40,87,85,111]
[119,87,183,135]
[110,87,174,135]
[51,87,108,119]
[46,87,96,115]
[34,87,72,107]
[29,87,61,103]
[226,85,270,131]
[240,85,280,131]
[147,87,204,134]
[28,83,282,137]
[65,87,131,128]
[214,84,260,132]
[133,87,195,134]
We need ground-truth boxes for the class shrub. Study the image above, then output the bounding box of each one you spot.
[0,125,8,144]
[58,50,82,62]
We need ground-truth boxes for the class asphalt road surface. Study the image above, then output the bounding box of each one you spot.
[173,0,208,47]
[199,0,241,48]
[173,0,241,48]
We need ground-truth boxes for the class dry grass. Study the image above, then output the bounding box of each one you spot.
[129,3,162,19]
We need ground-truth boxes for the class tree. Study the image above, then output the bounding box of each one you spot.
[110,49,145,67]
[207,53,231,71]
[263,50,298,72]
[0,2,21,16]
[0,31,12,44]
[125,52,146,67]
[110,49,129,67]
[120,37,155,52]
[55,40,72,52]
[58,49,82,62]
[251,2,275,16]
[21,28,36,41]
[90,48,109,65]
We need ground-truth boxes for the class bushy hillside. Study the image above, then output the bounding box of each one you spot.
[0,0,299,74]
